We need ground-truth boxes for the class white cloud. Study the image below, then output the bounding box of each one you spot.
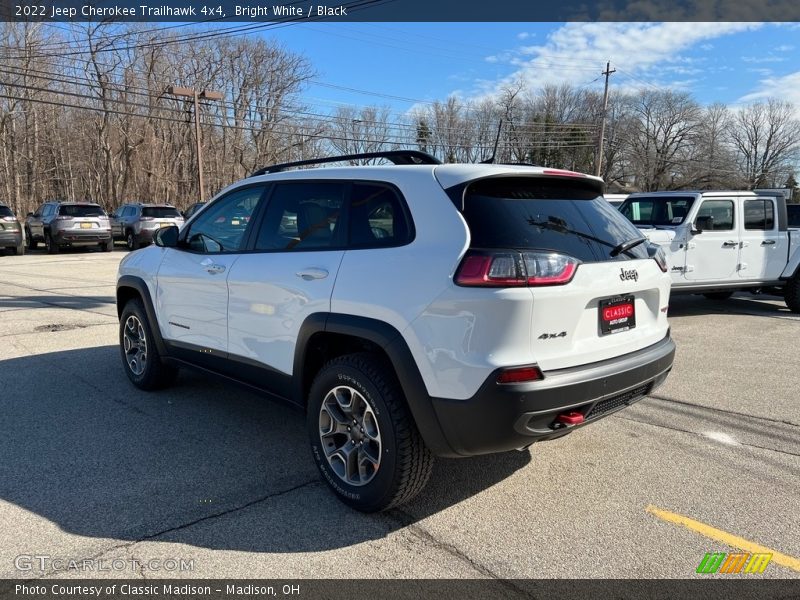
[775,44,795,52]
[477,22,762,97]
[739,70,800,107]
[516,32,532,40]
[742,55,786,63]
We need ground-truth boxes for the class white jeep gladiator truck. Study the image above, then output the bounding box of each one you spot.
[619,191,800,312]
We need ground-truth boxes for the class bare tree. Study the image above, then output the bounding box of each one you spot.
[729,98,800,189]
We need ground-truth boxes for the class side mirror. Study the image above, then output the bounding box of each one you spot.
[26,212,33,217]
[693,215,714,234]
[154,225,179,248]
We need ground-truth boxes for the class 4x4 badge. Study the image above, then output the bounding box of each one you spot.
[620,268,639,282]
[538,332,567,340]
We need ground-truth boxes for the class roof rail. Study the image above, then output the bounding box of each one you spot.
[251,150,441,176]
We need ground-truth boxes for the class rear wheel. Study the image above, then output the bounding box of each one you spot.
[101,237,114,252]
[12,242,24,255]
[307,352,433,512]
[45,232,59,254]
[126,230,139,251]
[785,273,800,313]
[703,292,733,300]
[119,298,178,390]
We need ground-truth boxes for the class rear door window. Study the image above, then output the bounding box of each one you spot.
[744,199,775,230]
[457,177,649,262]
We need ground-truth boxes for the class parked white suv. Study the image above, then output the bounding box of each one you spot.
[116,151,675,511]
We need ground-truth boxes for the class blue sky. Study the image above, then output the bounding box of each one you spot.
[261,22,800,116]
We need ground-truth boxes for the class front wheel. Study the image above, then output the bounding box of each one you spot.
[119,298,178,390]
[307,353,433,512]
[25,229,37,250]
[785,273,800,313]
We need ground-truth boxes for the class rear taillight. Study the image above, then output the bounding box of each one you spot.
[496,366,543,384]
[455,250,579,287]
[650,245,668,273]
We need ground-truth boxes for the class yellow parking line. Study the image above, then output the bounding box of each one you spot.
[646,504,800,573]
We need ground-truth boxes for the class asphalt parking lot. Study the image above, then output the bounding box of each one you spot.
[0,247,798,580]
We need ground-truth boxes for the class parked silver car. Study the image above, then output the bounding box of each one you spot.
[25,201,112,254]
[111,203,185,250]
[0,204,24,255]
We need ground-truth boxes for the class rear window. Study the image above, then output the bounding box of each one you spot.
[788,205,800,228]
[620,196,695,226]
[142,207,181,218]
[58,204,106,217]
[0,206,13,218]
[458,177,649,263]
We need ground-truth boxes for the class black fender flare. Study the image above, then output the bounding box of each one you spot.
[294,313,456,457]
[116,275,169,357]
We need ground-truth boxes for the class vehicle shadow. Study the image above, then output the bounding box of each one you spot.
[667,292,794,319]
[0,345,531,554]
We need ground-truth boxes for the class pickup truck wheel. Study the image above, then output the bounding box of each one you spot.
[307,352,433,512]
[703,292,734,300]
[785,273,800,313]
[119,298,178,390]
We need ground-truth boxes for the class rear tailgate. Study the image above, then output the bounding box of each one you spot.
[450,173,671,372]
[528,258,669,370]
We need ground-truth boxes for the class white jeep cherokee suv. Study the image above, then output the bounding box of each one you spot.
[116,151,675,512]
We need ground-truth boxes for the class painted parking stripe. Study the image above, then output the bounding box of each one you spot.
[646,505,800,573]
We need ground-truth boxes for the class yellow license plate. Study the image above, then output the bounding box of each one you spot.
[159,222,170,227]
[231,220,240,225]
[80,222,92,229]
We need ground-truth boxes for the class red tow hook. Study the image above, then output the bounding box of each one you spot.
[555,411,585,427]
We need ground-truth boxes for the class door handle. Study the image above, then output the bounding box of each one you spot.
[761,240,776,245]
[722,241,738,247]
[296,268,329,281]
[203,263,226,274]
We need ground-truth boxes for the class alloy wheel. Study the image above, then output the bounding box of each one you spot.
[123,315,148,376]
[318,385,382,486]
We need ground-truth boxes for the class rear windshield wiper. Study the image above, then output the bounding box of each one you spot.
[610,236,646,257]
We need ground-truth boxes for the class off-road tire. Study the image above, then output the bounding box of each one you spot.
[119,298,179,390]
[307,352,433,512]
[785,272,800,313]
[703,292,734,300]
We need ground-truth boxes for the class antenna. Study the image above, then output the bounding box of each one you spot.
[481,120,503,164]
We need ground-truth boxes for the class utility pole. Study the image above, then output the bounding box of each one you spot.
[167,86,224,202]
[595,61,616,177]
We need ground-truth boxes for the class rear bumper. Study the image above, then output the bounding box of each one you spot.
[0,230,22,246]
[430,333,675,456]
[53,229,112,246]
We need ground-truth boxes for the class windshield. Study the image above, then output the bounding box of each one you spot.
[0,206,14,218]
[459,177,650,262]
[58,204,106,217]
[142,207,181,218]
[620,196,695,227]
